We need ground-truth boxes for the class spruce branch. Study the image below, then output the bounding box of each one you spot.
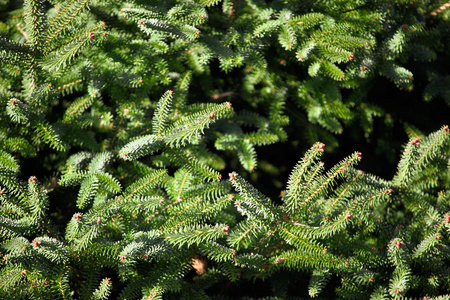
[165,224,229,248]
[229,172,281,222]
[152,90,174,137]
[63,95,95,121]
[0,0,449,298]
[44,0,90,47]
[23,0,46,50]
[122,169,168,201]
[163,102,233,147]
[0,38,33,66]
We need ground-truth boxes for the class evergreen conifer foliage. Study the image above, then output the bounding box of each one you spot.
[0,0,449,298]
[228,126,450,298]
[2,126,447,299]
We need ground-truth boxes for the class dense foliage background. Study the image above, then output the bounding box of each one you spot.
[0,0,449,299]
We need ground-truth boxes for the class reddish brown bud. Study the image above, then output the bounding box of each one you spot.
[393,240,404,249]
[89,32,95,39]
[221,225,229,234]
[315,143,325,152]
[410,137,421,145]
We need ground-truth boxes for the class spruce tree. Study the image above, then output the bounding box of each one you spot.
[0,0,449,298]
